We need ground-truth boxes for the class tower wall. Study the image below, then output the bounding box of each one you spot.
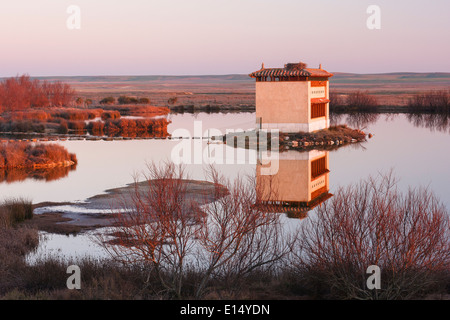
[255,80,329,133]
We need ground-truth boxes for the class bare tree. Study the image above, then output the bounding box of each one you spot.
[294,172,450,299]
[345,90,379,112]
[192,167,297,298]
[101,162,298,299]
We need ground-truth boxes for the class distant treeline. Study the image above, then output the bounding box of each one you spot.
[0,75,75,111]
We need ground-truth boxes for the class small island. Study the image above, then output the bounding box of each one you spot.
[221,124,369,152]
[278,124,368,150]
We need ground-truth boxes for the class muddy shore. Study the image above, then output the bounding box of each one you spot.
[27,179,225,235]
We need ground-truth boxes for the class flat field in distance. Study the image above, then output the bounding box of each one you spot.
[331,72,450,107]
[15,72,450,109]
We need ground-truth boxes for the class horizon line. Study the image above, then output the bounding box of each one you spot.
[2,71,450,79]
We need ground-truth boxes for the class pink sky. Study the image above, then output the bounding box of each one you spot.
[0,0,449,76]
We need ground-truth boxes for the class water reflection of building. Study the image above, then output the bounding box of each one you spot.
[257,150,332,219]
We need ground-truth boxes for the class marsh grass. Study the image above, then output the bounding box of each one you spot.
[0,198,34,228]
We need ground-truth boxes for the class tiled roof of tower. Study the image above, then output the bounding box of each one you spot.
[249,65,333,78]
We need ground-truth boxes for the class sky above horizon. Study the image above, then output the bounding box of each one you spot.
[1,0,449,77]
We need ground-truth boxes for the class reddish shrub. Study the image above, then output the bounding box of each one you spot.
[0,142,77,169]
[68,121,86,132]
[0,75,75,111]
[58,120,69,134]
[87,121,105,136]
[345,90,378,110]
[101,111,121,120]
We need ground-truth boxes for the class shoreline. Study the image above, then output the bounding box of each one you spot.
[27,179,226,235]
[219,124,369,152]
[0,108,447,141]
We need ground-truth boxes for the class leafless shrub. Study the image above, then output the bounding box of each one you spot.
[294,172,450,299]
[344,112,380,130]
[408,90,450,113]
[329,91,345,108]
[345,90,379,111]
[407,113,450,134]
[0,75,75,111]
[101,162,298,299]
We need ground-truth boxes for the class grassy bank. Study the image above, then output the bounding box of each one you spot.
[0,198,33,228]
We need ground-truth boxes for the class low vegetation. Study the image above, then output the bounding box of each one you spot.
[0,75,75,111]
[0,75,170,138]
[99,97,115,105]
[329,90,379,112]
[279,124,367,148]
[0,106,170,137]
[0,167,448,300]
[407,90,450,113]
[294,172,450,299]
[0,142,77,169]
[0,198,34,228]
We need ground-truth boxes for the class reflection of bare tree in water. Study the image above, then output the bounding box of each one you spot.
[0,165,77,183]
[88,118,171,138]
[407,113,450,134]
[345,113,379,129]
[329,112,345,126]
[330,112,379,129]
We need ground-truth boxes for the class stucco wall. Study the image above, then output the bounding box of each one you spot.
[255,81,310,124]
[255,81,330,132]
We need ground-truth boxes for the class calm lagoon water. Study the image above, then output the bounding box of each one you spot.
[1,112,449,209]
[12,111,449,262]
